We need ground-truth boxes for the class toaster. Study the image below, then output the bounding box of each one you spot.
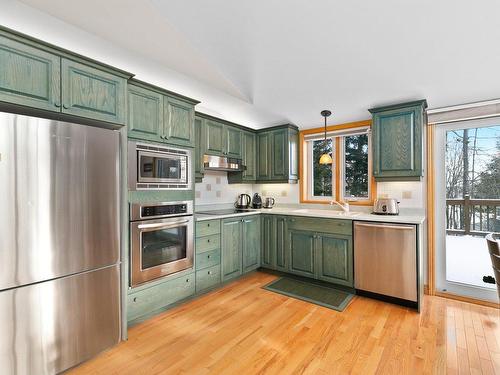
[373,198,400,215]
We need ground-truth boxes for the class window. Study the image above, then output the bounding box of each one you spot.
[301,121,375,205]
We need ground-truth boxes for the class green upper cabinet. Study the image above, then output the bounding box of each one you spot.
[0,35,61,112]
[126,79,199,146]
[128,84,163,142]
[242,216,261,272]
[224,126,242,158]
[61,58,127,124]
[256,125,299,183]
[205,119,225,155]
[369,100,427,181]
[242,131,256,180]
[257,132,271,180]
[221,217,243,282]
[164,96,195,147]
[194,116,205,181]
[316,233,353,287]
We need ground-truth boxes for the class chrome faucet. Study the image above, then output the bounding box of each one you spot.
[330,200,350,213]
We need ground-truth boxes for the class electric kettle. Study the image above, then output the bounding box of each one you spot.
[263,197,275,209]
[252,193,262,209]
[235,194,251,209]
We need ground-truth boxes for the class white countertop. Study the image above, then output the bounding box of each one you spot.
[195,207,425,225]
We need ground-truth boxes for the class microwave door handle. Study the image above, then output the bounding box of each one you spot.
[137,220,190,230]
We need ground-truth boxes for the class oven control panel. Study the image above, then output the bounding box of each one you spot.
[141,204,187,218]
[130,201,194,221]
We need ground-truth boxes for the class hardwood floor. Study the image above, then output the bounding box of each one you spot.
[70,272,500,375]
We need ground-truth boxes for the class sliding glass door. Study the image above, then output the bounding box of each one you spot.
[434,117,500,302]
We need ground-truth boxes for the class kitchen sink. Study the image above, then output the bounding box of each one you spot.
[291,209,361,217]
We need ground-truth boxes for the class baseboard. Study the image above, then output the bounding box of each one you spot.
[434,291,499,309]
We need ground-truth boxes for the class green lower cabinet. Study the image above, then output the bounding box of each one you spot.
[196,248,220,270]
[196,265,221,293]
[127,273,195,323]
[288,229,316,278]
[275,216,288,271]
[61,58,127,124]
[316,233,353,287]
[261,215,275,269]
[242,216,261,272]
[221,217,243,281]
[0,35,61,112]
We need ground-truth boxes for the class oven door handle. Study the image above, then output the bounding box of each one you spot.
[137,219,190,230]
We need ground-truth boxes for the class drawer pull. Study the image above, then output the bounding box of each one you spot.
[186,278,189,282]
[207,255,211,259]
[208,271,212,275]
[133,297,137,302]
[207,223,210,227]
[207,239,210,243]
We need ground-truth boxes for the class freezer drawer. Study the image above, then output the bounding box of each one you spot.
[0,112,120,290]
[0,265,120,375]
[354,222,417,302]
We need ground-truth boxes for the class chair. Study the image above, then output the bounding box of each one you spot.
[486,233,500,300]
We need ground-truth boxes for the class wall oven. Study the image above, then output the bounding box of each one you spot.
[130,201,194,287]
[128,141,191,190]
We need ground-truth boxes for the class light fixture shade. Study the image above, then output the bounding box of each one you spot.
[319,153,333,164]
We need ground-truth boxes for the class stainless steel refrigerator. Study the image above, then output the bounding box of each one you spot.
[0,112,121,374]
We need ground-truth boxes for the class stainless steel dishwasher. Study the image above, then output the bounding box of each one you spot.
[354,221,417,306]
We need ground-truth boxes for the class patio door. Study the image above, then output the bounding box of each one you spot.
[434,117,500,303]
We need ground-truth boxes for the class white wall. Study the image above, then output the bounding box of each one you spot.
[376,181,426,209]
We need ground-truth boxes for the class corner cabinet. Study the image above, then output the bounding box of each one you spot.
[256,125,299,183]
[127,79,198,147]
[369,100,427,181]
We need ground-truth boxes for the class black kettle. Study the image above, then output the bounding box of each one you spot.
[252,193,262,209]
[235,194,251,209]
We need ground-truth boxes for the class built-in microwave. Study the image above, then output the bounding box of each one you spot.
[128,141,191,190]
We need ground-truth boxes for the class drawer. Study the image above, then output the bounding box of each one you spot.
[127,273,195,322]
[286,216,352,235]
[196,248,220,270]
[196,234,220,253]
[196,219,220,237]
[196,265,221,292]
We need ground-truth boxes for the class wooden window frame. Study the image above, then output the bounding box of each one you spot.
[299,119,376,206]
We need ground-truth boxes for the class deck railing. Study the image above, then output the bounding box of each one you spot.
[446,195,500,235]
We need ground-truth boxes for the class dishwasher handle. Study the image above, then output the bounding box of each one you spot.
[354,222,414,231]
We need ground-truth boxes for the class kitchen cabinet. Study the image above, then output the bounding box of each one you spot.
[242,216,261,272]
[225,126,243,158]
[0,33,131,124]
[127,272,195,323]
[127,79,198,147]
[221,217,243,281]
[228,130,256,183]
[256,125,299,183]
[195,219,222,293]
[194,116,205,182]
[221,215,261,281]
[369,100,427,181]
[128,83,163,142]
[0,34,61,112]
[316,233,353,287]
[288,229,316,278]
[61,58,127,124]
[261,215,354,287]
[205,119,225,155]
[164,96,195,148]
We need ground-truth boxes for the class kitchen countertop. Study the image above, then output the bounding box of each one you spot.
[195,207,425,225]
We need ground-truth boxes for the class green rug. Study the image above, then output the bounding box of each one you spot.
[263,277,354,312]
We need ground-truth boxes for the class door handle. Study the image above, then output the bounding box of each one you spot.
[137,219,190,230]
[355,222,414,231]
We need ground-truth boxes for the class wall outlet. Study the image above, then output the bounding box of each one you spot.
[215,177,221,185]
[195,191,201,198]
[379,193,389,198]
[402,191,412,199]
[206,184,211,191]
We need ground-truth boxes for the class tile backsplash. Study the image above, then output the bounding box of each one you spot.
[195,171,253,206]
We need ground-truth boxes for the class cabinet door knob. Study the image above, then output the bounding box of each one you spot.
[207,239,210,243]
[208,271,212,275]
[207,255,211,259]
[207,223,210,227]
[186,278,190,282]
[133,297,137,302]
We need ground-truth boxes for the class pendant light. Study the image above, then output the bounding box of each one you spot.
[319,110,333,164]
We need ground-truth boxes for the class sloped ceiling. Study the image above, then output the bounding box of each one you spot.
[12,0,500,128]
